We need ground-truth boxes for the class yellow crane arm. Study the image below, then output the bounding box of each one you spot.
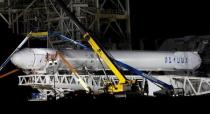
[31,32,48,37]
[83,33,127,92]
[83,33,126,84]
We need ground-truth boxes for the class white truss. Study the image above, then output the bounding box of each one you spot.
[18,74,143,100]
[147,75,210,96]
[18,74,210,100]
[18,74,143,91]
[169,76,210,96]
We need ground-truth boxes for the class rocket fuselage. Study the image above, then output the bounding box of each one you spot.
[10,48,201,72]
[63,50,201,71]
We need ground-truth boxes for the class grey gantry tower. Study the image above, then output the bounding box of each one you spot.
[0,0,131,49]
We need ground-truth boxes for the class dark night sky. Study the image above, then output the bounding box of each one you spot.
[129,2,210,49]
[130,2,210,39]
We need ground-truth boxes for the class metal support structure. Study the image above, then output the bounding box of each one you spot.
[8,0,11,28]
[0,12,9,24]
[170,76,210,96]
[18,74,210,100]
[18,74,143,99]
[0,0,131,49]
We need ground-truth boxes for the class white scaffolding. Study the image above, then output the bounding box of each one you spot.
[18,74,210,100]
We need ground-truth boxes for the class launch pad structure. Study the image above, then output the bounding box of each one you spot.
[1,0,210,101]
[0,0,131,49]
[18,74,210,101]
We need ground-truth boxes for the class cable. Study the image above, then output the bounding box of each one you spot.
[0,69,19,78]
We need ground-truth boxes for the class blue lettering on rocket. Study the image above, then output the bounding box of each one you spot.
[165,56,188,64]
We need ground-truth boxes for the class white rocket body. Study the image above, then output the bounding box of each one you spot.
[10,48,201,72]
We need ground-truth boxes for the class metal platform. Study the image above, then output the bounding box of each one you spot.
[148,75,210,96]
[19,74,143,92]
[18,74,210,100]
